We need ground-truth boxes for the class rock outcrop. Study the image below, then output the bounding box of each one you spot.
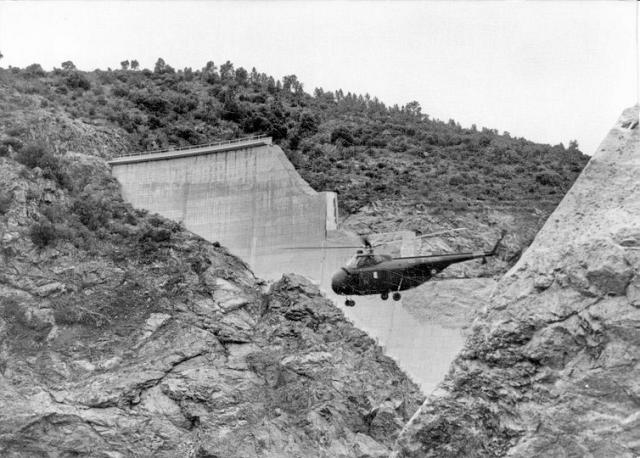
[0,104,423,455]
[393,106,640,457]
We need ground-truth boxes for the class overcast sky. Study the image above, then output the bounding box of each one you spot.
[0,1,636,154]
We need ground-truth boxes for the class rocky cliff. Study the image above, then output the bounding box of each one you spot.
[0,94,423,456]
[393,107,640,457]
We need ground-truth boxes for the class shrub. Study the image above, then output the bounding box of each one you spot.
[330,127,354,146]
[0,191,12,214]
[0,297,24,324]
[141,227,171,243]
[535,171,562,186]
[30,221,57,247]
[71,197,111,231]
[15,144,57,169]
[40,203,67,223]
[2,137,23,151]
[14,144,70,186]
[22,63,46,78]
[65,72,91,91]
[6,127,25,137]
[448,174,464,186]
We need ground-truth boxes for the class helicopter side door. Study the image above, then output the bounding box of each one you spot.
[358,270,375,293]
[358,269,387,293]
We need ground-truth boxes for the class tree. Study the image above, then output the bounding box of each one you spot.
[235,67,248,85]
[281,74,303,94]
[266,76,276,94]
[568,139,579,151]
[61,60,76,71]
[154,58,174,74]
[249,67,260,85]
[24,63,46,77]
[131,60,140,70]
[282,75,297,92]
[404,101,422,117]
[219,60,234,81]
[0,51,3,61]
[202,61,218,83]
[154,58,165,73]
[120,60,130,70]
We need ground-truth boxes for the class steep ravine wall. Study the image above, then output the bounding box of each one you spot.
[0,149,424,457]
[394,106,640,457]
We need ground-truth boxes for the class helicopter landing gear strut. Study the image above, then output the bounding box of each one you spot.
[381,292,389,300]
[345,298,356,307]
[392,279,402,301]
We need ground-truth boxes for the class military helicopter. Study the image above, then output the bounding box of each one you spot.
[328,229,506,306]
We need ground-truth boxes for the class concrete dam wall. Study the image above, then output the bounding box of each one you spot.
[109,137,338,266]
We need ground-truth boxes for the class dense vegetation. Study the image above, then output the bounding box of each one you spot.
[0,59,588,213]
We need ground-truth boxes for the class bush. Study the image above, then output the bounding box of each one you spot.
[14,144,71,186]
[30,221,57,247]
[448,174,464,186]
[6,127,25,137]
[15,144,57,169]
[71,197,111,231]
[330,127,355,146]
[22,63,46,78]
[2,137,23,151]
[65,72,91,91]
[535,171,562,186]
[0,191,12,214]
[0,297,24,324]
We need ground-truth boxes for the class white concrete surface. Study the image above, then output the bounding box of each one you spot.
[110,141,337,263]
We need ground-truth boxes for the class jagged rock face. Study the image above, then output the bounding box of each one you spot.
[0,152,423,456]
[402,278,496,329]
[393,106,640,457]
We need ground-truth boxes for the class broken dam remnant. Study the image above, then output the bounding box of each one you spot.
[108,136,338,272]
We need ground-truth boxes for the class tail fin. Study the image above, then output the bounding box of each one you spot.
[488,229,507,257]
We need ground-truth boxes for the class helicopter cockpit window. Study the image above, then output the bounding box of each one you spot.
[346,255,360,268]
[353,255,385,268]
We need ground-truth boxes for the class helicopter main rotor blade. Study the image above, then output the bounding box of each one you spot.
[413,228,468,240]
[370,228,468,247]
[283,245,364,250]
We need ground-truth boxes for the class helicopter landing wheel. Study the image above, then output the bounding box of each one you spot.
[345,299,356,307]
[392,292,401,301]
[381,292,389,300]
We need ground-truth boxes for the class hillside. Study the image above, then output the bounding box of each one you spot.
[0,83,423,456]
[0,61,588,216]
[393,107,640,457]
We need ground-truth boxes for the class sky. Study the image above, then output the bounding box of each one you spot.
[0,1,636,155]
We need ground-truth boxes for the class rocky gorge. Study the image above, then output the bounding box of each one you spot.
[1,66,628,458]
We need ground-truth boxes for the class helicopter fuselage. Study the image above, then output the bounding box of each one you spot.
[331,250,495,299]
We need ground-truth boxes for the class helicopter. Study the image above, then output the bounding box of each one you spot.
[328,229,506,306]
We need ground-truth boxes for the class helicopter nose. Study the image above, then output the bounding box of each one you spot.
[331,269,348,294]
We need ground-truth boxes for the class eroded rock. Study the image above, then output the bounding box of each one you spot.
[393,106,640,457]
